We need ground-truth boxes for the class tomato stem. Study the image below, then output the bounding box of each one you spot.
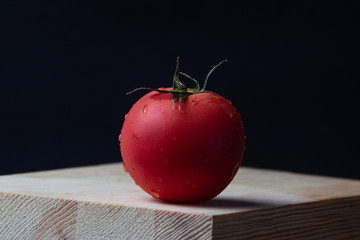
[127,57,228,110]
[202,59,228,91]
[179,72,200,91]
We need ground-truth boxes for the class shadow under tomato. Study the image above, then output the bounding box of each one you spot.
[199,197,279,209]
[147,197,279,210]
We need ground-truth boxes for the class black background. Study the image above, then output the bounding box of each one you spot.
[1,1,359,179]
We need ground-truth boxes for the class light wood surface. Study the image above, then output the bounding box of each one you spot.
[0,163,359,239]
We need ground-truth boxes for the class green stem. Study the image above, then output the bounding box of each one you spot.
[179,72,200,91]
[127,58,228,110]
[201,59,228,91]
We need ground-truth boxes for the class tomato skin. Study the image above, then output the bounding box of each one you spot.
[120,88,246,203]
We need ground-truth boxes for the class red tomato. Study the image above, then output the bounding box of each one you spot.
[120,90,245,202]
[119,59,246,203]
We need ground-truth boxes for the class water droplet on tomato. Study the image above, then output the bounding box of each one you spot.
[173,136,177,141]
[228,171,235,181]
[132,133,139,140]
[143,105,148,114]
[124,114,128,119]
[163,158,168,164]
[191,99,199,106]
[228,112,233,118]
[123,163,128,173]
[158,177,163,182]
[150,189,160,199]
[162,128,167,132]
[118,134,122,141]
[160,148,163,152]
[230,163,241,180]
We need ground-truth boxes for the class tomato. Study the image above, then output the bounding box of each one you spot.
[119,58,246,203]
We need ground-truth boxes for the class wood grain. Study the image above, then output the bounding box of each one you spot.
[213,197,360,239]
[0,163,359,239]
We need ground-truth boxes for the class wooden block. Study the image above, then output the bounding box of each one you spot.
[0,163,359,239]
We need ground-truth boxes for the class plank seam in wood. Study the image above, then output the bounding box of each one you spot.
[1,192,213,240]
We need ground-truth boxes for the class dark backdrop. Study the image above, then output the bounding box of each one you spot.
[1,1,359,179]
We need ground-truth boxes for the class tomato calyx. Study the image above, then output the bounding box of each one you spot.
[127,57,227,110]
